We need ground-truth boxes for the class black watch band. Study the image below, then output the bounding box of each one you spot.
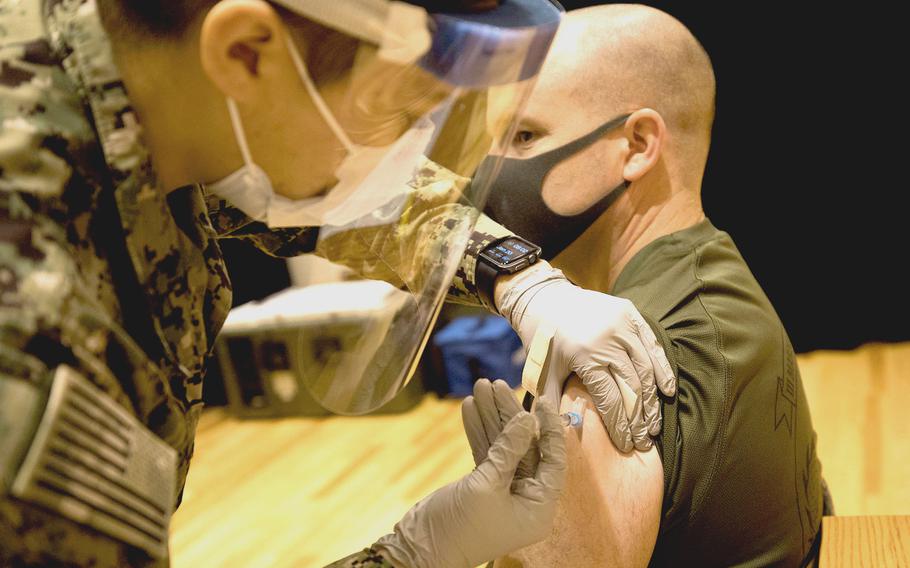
[475,236,542,311]
[476,252,501,310]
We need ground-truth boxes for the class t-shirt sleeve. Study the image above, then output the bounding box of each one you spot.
[637,310,682,517]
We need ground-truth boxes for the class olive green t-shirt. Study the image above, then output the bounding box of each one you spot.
[611,219,823,567]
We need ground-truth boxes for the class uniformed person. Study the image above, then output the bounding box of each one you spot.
[479,5,828,566]
[0,0,674,565]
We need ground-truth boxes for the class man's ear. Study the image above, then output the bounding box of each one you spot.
[621,109,666,182]
[199,0,295,103]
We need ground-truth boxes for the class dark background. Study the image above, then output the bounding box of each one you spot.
[222,2,906,354]
[593,1,905,352]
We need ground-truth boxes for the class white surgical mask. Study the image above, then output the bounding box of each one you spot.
[207,34,438,229]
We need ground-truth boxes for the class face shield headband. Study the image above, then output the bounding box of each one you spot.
[272,0,562,87]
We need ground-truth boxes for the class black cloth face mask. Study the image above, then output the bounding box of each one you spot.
[484,113,632,260]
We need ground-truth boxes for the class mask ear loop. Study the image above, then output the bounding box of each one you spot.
[225,98,257,169]
[283,33,357,155]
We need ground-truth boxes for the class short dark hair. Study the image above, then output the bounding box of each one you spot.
[99,1,353,85]
[97,0,213,39]
[96,0,499,85]
[96,0,500,40]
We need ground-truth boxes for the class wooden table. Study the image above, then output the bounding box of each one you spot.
[821,516,910,567]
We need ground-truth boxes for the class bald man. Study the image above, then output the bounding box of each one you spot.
[480,4,826,566]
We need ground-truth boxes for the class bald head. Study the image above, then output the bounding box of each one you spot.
[488,5,715,290]
[534,4,716,176]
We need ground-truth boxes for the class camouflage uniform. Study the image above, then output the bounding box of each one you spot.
[0,0,513,565]
[327,549,395,568]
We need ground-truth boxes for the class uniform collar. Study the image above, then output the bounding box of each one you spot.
[45,1,165,282]
[46,0,226,378]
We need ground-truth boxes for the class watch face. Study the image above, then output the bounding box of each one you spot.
[484,237,537,267]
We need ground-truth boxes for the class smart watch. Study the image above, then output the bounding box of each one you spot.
[476,236,543,309]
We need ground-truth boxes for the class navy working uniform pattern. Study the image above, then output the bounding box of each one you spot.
[0,0,513,564]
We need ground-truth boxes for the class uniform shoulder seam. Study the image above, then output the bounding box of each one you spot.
[685,237,734,523]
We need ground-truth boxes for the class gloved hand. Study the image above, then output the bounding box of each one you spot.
[496,262,676,452]
[373,396,566,568]
[462,379,540,481]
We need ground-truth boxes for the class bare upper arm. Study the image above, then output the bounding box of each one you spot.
[496,376,664,568]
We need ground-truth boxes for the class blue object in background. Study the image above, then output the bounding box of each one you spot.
[432,316,525,397]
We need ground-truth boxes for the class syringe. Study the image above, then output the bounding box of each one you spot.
[559,397,585,428]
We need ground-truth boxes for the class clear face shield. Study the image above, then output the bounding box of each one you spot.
[219,0,563,414]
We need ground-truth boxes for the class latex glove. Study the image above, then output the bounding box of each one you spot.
[374,397,566,568]
[497,263,676,452]
[462,379,539,480]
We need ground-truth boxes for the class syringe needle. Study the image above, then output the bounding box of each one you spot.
[560,397,585,428]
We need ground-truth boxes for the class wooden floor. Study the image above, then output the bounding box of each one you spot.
[170,342,910,567]
[800,342,910,516]
[821,516,910,567]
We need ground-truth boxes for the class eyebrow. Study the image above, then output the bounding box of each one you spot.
[517,116,551,133]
